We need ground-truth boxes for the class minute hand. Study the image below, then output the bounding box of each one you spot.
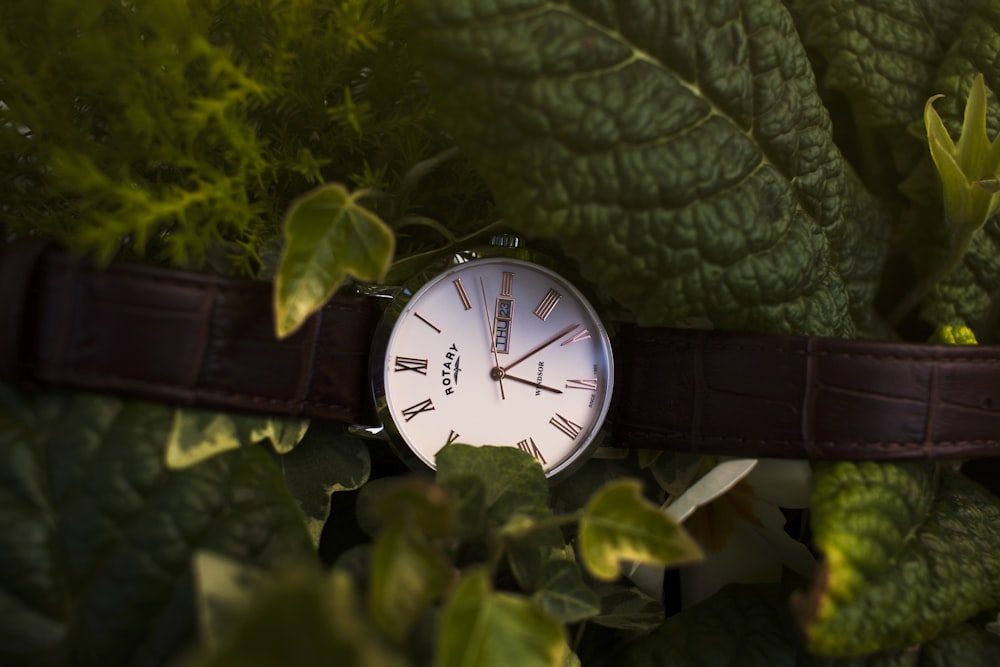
[504,323,579,372]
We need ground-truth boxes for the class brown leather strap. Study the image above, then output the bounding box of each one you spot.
[612,326,1000,459]
[1,244,378,424]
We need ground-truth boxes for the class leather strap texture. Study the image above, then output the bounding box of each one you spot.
[0,240,378,423]
[613,326,1000,459]
[4,241,1000,459]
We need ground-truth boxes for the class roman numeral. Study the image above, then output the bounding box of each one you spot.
[446,429,461,446]
[565,377,599,391]
[549,413,582,439]
[401,398,435,422]
[453,278,472,310]
[394,356,429,375]
[533,288,562,321]
[516,437,547,465]
[501,271,514,297]
[561,328,592,346]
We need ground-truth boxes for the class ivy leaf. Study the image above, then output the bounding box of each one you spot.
[530,558,600,624]
[368,517,453,644]
[412,0,889,335]
[436,569,568,667]
[578,479,703,582]
[165,407,309,469]
[620,583,1000,666]
[370,476,458,539]
[588,583,665,632]
[436,445,552,533]
[274,183,394,338]
[183,567,408,667]
[191,551,265,648]
[793,462,1000,656]
[277,426,371,547]
[0,385,314,667]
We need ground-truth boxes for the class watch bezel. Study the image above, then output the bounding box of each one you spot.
[368,245,615,482]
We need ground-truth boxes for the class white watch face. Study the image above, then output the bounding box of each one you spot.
[375,257,614,479]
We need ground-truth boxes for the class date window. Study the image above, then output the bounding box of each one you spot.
[494,298,514,354]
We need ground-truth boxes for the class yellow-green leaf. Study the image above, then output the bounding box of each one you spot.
[436,569,568,667]
[369,517,453,643]
[274,183,394,338]
[578,479,703,581]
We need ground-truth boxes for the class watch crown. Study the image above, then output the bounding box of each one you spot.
[488,233,521,249]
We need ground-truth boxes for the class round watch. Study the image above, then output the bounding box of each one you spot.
[3,237,1000,474]
[371,256,614,480]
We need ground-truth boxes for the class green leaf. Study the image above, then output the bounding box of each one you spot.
[166,407,310,469]
[369,517,453,644]
[436,569,568,667]
[412,0,890,335]
[436,445,552,533]
[274,182,394,338]
[191,551,265,647]
[277,425,371,547]
[794,462,1000,656]
[370,477,458,539]
[0,384,314,666]
[903,4,1000,329]
[578,479,703,581]
[620,582,1000,666]
[184,567,408,667]
[588,583,665,631]
[795,0,974,128]
[530,558,600,624]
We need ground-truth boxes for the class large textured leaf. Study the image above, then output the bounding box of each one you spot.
[620,583,1000,667]
[794,0,976,128]
[794,462,1000,656]
[0,385,314,667]
[274,182,394,338]
[412,0,889,335]
[904,3,1000,331]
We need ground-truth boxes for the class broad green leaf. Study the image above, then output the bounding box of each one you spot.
[192,551,264,647]
[620,583,1000,666]
[795,462,1000,656]
[588,583,664,631]
[578,479,703,581]
[436,569,568,667]
[251,417,310,455]
[166,408,243,468]
[531,558,600,624]
[369,517,453,644]
[436,445,552,532]
[166,407,310,469]
[184,567,407,667]
[903,4,1000,329]
[794,0,975,128]
[274,182,394,338]
[412,0,890,335]
[277,426,371,546]
[370,476,458,539]
[0,385,314,667]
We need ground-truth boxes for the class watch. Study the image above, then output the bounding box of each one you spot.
[2,237,1000,480]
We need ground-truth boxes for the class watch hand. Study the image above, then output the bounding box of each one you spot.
[502,373,563,394]
[479,276,506,400]
[504,323,579,372]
